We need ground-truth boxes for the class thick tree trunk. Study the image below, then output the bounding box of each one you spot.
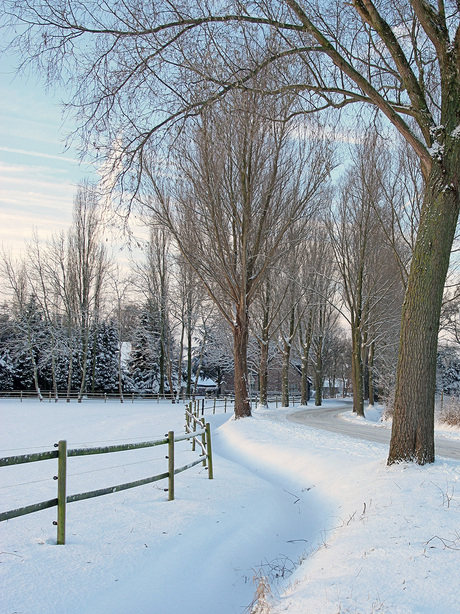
[233,303,251,418]
[388,156,460,464]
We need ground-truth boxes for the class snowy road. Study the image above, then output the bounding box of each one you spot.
[287,401,460,460]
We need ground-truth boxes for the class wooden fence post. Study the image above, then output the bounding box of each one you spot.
[57,440,67,545]
[168,431,174,501]
[213,398,216,414]
[224,397,227,413]
[201,431,207,467]
[192,414,196,451]
[205,423,213,480]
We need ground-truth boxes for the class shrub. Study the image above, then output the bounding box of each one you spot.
[438,396,460,427]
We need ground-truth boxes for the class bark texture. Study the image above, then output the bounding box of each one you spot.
[233,304,251,418]
[389,145,460,463]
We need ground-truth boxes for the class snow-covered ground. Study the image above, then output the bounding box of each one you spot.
[1,398,459,614]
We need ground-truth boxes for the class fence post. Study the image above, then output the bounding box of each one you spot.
[213,398,216,414]
[224,397,227,413]
[57,440,67,545]
[201,398,204,416]
[201,430,207,467]
[168,431,174,501]
[205,423,213,479]
[192,413,196,451]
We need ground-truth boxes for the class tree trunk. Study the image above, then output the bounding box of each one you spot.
[368,340,375,407]
[281,306,295,408]
[362,335,369,401]
[299,316,313,406]
[159,339,165,395]
[300,349,309,406]
[186,325,192,398]
[259,338,269,408]
[118,341,124,403]
[314,335,323,406]
[281,340,291,408]
[233,302,251,418]
[66,332,73,403]
[51,342,58,402]
[351,325,365,416]
[175,320,185,403]
[78,330,89,403]
[388,155,460,464]
[314,362,322,406]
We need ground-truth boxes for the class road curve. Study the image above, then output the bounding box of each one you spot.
[287,401,460,461]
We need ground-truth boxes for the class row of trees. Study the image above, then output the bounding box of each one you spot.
[2,115,424,413]
[2,0,459,463]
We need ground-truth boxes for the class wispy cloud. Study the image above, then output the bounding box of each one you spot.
[0,145,77,163]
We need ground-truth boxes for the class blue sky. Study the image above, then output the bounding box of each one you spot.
[0,51,93,255]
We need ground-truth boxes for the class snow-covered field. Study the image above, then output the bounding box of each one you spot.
[1,398,459,614]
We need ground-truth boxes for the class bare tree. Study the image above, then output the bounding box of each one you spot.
[328,142,390,416]
[169,253,206,400]
[133,225,176,397]
[251,268,291,407]
[68,183,111,401]
[146,93,330,417]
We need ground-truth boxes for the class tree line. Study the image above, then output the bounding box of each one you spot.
[1,128,423,414]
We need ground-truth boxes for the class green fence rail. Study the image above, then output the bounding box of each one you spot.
[0,427,213,545]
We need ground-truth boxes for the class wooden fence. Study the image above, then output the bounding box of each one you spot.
[0,426,213,545]
[0,390,228,403]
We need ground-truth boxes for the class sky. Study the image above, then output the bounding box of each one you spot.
[0,50,94,256]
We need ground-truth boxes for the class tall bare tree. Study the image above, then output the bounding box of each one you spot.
[133,225,176,397]
[147,93,330,417]
[68,183,111,401]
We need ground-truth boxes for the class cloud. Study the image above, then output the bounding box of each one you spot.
[0,146,77,163]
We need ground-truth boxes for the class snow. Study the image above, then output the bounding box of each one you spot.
[340,402,460,441]
[1,398,460,614]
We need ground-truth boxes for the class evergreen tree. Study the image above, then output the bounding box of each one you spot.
[127,310,161,393]
[87,321,120,393]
